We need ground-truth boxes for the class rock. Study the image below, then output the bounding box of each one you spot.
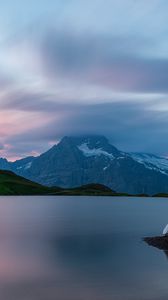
[144,236,168,250]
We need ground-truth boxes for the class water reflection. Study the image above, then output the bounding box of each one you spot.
[54,233,115,263]
[0,196,167,299]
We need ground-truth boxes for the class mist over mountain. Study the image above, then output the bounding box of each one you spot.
[1,135,168,195]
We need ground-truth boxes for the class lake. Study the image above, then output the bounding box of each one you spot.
[0,196,168,300]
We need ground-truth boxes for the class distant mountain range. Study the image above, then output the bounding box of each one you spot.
[1,135,168,195]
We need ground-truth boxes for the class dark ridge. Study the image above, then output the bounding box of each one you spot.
[73,183,114,192]
[153,193,168,197]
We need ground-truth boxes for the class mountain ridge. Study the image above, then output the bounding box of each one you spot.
[1,135,168,195]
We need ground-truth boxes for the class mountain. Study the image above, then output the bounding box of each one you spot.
[19,136,123,188]
[0,158,11,170]
[11,156,35,173]
[1,135,168,195]
[129,152,168,175]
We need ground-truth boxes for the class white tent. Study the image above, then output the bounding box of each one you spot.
[163,224,168,235]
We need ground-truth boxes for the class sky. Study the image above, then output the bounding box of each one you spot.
[1,0,168,160]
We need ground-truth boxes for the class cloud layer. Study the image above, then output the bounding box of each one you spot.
[0,0,168,159]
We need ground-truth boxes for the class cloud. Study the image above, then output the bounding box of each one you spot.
[37,29,168,93]
[3,100,168,159]
[0,0,168,159]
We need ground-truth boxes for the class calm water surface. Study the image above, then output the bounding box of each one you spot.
[0,196,168,300]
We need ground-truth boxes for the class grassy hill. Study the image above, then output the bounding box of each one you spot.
[0,170,150,196]
[0,170,119,196]
[0,170,52,195]
[50,183,117,196]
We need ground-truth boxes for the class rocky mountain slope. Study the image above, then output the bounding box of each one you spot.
[1,135,168,195]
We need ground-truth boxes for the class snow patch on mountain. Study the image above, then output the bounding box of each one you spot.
[103,164,111,170]
[78,143,114,159]
[24,162,32,169]
[16,162,32,170]
[130,153,168,175]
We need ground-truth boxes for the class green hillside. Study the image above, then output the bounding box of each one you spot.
[0,170,147,196]
[0,170,52,195]
[51,183,118,196]
[0,170,118,196]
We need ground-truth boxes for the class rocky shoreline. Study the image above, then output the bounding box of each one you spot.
[144,236,168,250]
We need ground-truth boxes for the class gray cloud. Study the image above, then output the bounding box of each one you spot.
[0,144,4,150]
[5,101,168,158]
[1,1,168,159]
[38,30,168,93]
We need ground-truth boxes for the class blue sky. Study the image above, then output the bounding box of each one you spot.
[0,0,168,159]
